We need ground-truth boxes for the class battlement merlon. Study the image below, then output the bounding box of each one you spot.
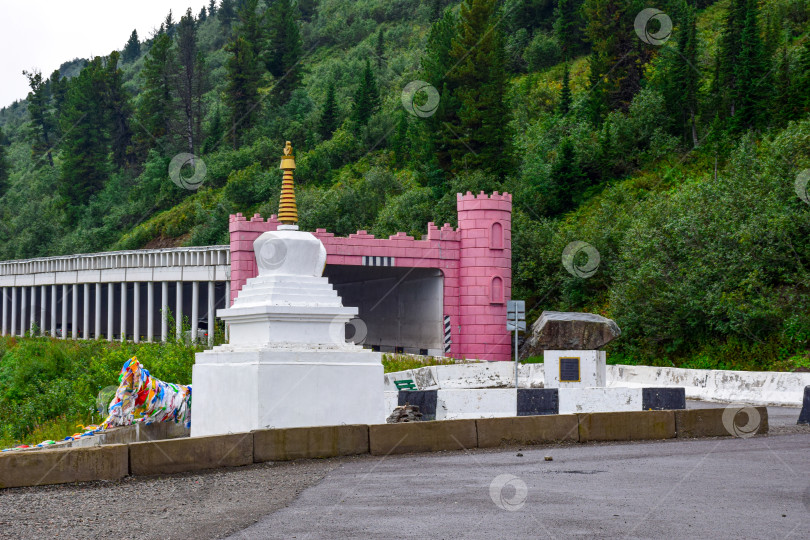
[456,191,513,212]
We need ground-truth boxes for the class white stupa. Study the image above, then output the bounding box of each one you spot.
[191,143,384,437]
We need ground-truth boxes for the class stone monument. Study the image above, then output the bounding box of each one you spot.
[526,311,685,413]
[531,311,620,389]
[191,142,384,437]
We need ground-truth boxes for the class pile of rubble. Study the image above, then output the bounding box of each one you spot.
[386,403,423,423]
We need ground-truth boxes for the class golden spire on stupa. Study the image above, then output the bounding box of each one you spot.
[278,141,298,226]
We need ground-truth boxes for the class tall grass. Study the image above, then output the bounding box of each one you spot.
[0,329,206,448]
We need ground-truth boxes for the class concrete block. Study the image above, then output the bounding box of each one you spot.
[129,433,253,476]
[675,407,769,438]
[578,410,676,442]
[545,350,606,388]
[254,425,369,462]
[0,445,128,489]
[558,387,642,414]
[399,390,438,420]
[369,419,477,455]
[476,415,579,448]
[437,389,516,420]
[642,388,686,410]
[517,388,559,415]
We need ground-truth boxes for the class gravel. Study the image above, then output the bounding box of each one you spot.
[0,458,342,539]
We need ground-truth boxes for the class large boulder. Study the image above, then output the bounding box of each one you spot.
[520,311,621,359]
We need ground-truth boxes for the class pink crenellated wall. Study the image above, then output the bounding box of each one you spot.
[228,191,512,361]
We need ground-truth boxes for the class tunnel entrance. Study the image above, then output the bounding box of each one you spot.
[324,265,444,356]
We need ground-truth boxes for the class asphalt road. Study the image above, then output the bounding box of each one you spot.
[229,406,810,540]
[1,403,807,539]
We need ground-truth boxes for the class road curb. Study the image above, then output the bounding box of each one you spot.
[1,408,772,489]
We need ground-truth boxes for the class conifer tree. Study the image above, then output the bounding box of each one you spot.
[265,0,303,104]
[731,0,769,131]
[165,10,176,38]
[135,32,178,150]
[177,9,208,156]
[318,81,339,140]
[771,37,794,126]
[351,59,380,126]
[445,0,512,174]
[208,0,218,17]
[218,0,237,30]
[420,8,458,171]
[59,57,112,210]
[199,6,208,22]
[22,69,56,167]
[714,0,747,118]
[376,27,385,70]
[554,0,585,59]
[105,51,134,169]
[558,63,572,115]
[123,30,141,63]
[583,0,650,121]
[671,5,699,146]
[224,35,261,148]
[237,0,264,60]
[49,70,68,135]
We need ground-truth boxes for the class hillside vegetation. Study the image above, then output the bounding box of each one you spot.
[1,0,810,371]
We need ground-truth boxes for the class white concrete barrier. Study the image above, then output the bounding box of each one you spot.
[558,388,641,414]
[384,363,544,391]
[437,389,517,420]
[386,362,809,406]
[606,365,810,406]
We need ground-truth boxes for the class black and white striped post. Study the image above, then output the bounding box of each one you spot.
[443,315,452,355]
[506,300,526,389]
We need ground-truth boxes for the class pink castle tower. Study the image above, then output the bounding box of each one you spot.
[456,191,512,362]
[227,192,513,361]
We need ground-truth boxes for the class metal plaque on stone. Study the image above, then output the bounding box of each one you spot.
[559,357,581,382]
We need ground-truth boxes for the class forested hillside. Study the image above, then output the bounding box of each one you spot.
[1,0,809,370]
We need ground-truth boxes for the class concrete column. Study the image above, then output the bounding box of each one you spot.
[29,286,36,334]
[20,287,27,336]
[61,284,68,340]
[107,284,114,341]
[1,287,7,336]
[225,279,231,342]
[10,287,16,337]
[161,281,168,342]
[191,281,199,343]
[133,282,140,343]
[40,285,47,335]
[95,283,101,339]
[51,285,57,337]
[208,281,215,346]
[176,281,183,340]
[147,282,154,342]
[120,282,127,342]
[71,284,78,339]
[83,283,90,339]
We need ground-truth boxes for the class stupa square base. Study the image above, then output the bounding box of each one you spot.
[191,349,384,437]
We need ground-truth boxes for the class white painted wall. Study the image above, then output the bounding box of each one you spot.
[558,387,642,414]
